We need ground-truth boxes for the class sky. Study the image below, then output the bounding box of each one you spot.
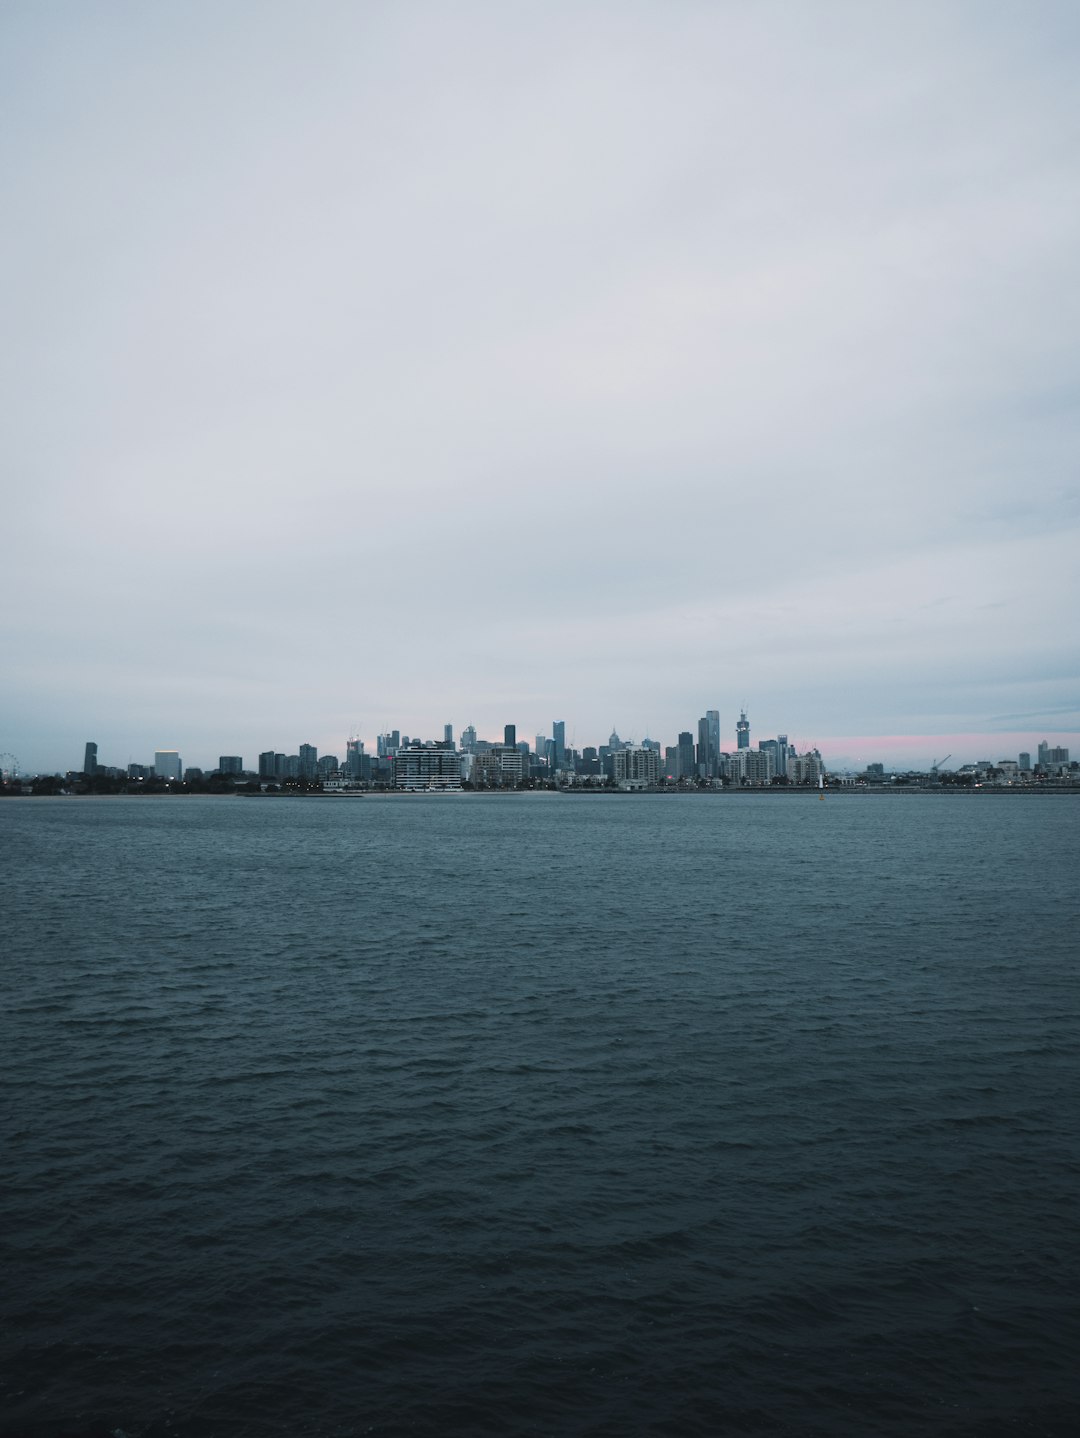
[2,0,1078,774]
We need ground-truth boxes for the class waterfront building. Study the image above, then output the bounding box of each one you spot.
[613,745,660,788]
[473,745,525,788]
[1019,752,1031,772]
[155,750,182,781]
[298,743,318,779]
[737,710,750,750]
[317,755,339,778]
[83,741,98,775]
[392,741,462,791]
[218,755,243,775]
[258,751,276,779]
[729,748,770,785]
[788,749,824,785]
[664,746,678,779]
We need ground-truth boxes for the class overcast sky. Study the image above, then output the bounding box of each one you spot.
[2,1,1078,773]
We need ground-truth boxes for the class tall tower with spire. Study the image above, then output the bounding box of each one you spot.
[737,709,750,750]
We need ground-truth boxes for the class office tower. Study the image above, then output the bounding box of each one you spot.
[444,724,454,746]
[155,750,182,781]
[298,743,318,779]
[758,739,778,780]
[677,731,696,779]
[737,710,750,749]
[664,746,678,779]
[345,738,364,778]
[258,751,276,779]
[219,755,243,775]
[553,720,566,768]
[317,755,339,777]
[706,710,720,775]
[461,725,477,753]
[1018,752,1031,772]
[504,724,516,749]
[1037,741,1049,769]
[777,734,789,776]
[274,753,287,779]
[697,717,710,777]
[83,741,98,775]
[534,734,545,757]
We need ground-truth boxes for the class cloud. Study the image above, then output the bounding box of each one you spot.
[2,1,1078,770]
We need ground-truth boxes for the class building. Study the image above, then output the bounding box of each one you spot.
[737,710,750,750]
[613,745,660,788]
[729,748,771,785]
[218,755,243,775]
[676,731,696,780]
[345,738,365,779]
[553,720,566,768]
[392,741,462,791]
[472,745,525,788]
[460,725,477,754]
[1018,752,1031,772]
[504,724,516,749]
[706,710,720,776]
[155,750,182,781]
[83,741,98,775]
[788,749,824,785]
[443,724,454,746]
[298,743,318,779]
[758,739,778,780]
[258,751,276,779]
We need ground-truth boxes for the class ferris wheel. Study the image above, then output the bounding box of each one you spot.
[0,752,19,781]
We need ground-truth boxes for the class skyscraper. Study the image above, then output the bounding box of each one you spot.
[737,710,750,750]
[677,731,696,779]
[553,720,566,768]
[706,710,720,776]
[444,724,454,746]
[83,741,97,774]
[298,743,318,779]
[155,750,182,781]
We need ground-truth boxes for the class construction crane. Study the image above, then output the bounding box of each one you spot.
[930,754,952,773]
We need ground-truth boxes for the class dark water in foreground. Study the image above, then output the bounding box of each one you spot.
[2,793,1079,1437]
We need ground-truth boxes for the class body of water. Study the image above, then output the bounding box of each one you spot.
[3,793,1078,1436]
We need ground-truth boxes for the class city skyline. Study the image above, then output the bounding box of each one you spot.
[11,712,1078,780]
[2,5,1077,779]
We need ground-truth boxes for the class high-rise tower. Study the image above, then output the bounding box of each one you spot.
[737,710,750,750]
[83,741,98,774]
